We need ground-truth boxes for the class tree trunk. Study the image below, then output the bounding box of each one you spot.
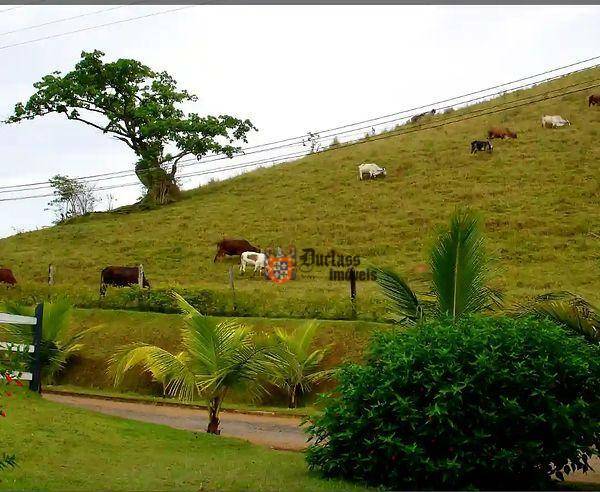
[135,161,180,205]
[288,385,299,409]
[206,396,222,435]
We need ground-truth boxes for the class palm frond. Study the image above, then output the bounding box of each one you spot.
[517,292,600,343]
[373,267,423,325]
[430,209,496,319]
[109,343,198,401]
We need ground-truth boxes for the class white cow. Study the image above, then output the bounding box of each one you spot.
[541,115,571,128]
[240,251,268,275]
[358,163,387,180]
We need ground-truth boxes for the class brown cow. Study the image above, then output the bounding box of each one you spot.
[0,268,17,286]
[214,238,259,262]
[589,94,600,107]
[100,266,149,296]
[487,127,517,139]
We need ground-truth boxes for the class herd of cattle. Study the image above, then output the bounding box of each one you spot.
[360,93,600,176]
[1,94,599,287]
[0,238,266,294]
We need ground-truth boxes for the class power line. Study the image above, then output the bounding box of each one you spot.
[1,73,598,195]
[2,81,598,203]
[3,58,599,194]
[0,3,147,38]
[0,5,197,51]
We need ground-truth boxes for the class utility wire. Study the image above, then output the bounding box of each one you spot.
[2,81,598,203]
[0,3,147,38]
[1,75,598,194]
[0,5,196,51]
[3,59,599,193]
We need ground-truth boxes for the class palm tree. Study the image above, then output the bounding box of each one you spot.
[375,209,501,324]
[0,298,93,384]
[109,292,266,434]
[517,291,599,344]
[264,321,333,408]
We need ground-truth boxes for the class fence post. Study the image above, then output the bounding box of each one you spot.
[47,264,55,286]
[29,303,43,394]
[138,264,144,288]
[228,266,237,313]
[349,267,357,319]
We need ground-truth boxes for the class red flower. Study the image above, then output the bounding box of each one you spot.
[15,380,23,387]
[0,410,6,417]
[5,374,12,382]
[5,391,12,397]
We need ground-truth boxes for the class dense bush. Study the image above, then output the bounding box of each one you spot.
[305,316,600,490]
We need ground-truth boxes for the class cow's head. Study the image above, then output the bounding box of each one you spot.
[509,131,517,139]
[382,167,387,176]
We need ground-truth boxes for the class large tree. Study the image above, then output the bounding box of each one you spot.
[5,50,257,204]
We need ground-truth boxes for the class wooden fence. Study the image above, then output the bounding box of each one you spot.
[0,304,43,392]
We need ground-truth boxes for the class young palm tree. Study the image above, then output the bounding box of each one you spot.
[265,321,333,408]
[375,209,501,324]
[517,291,599,343]
[109,292,266,434]
[0,298,93,384]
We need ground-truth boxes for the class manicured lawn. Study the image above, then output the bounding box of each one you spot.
[0,391,367,491]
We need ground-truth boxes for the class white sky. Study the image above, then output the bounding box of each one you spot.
[1,4,599,237]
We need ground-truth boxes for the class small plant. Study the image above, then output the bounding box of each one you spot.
[265,321,333,408]
[306,315,600,490]
[375,208,501,325]
[46,174,98,223]
[0,347,25,473]
[110,292,267,434]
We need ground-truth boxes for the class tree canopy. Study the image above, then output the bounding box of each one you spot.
[6,50,257,204]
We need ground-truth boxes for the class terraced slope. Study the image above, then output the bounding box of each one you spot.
[1,67,598,316]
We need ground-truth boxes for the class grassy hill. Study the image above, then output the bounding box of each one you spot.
[1,67,599,318]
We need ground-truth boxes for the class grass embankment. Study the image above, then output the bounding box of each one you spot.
[54,308,387,404]
[0,392,366,491]
[1,68,599,318]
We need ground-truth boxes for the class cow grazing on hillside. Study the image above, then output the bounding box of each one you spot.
[358,163,387,180]
[240,252,268,276]
[487,127,517,139]
[541,115,570,128]
[410,109,436,124]
[0,268,17,286]
[100,266,149,296]
[214,239,260,262]
[470,140,493,154]
[589,94,600,107]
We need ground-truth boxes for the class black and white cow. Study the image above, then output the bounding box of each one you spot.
[470,140,493,154]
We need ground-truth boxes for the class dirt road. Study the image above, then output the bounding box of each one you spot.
[43,393,599,487]
[43,393,307,451]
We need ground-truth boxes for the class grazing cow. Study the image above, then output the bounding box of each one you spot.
[487,127,517,139]
[410,109,436,124]
[240,252,268,276]
[358,163,387,180]
[470,140,493,154]
[100,266,149,296]
[589,94,600,107]
[214,238,259,262]
[0,268,17,286]
[541,115,570,128]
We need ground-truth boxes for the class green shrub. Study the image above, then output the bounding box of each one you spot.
[305,316,600,490]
